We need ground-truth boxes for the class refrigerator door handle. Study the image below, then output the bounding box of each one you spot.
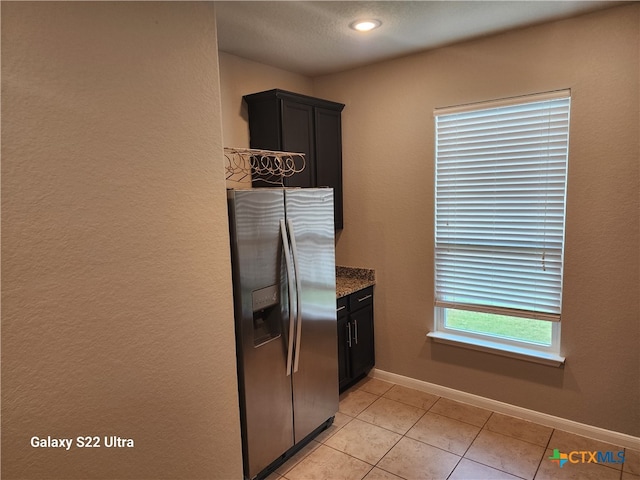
[280,219,296,377]
[287,218,303,374]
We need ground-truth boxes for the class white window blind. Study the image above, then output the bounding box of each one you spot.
[434,91,570,322]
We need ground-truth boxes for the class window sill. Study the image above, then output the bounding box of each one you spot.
[427,331,565,367]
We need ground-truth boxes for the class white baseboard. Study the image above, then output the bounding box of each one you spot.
[370,368,640,451]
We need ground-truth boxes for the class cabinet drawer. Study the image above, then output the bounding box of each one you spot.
[349,286,374,311]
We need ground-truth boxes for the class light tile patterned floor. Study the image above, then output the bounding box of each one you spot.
[267,377,640,480]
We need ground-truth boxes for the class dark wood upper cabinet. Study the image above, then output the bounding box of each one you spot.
[243,89,345,230]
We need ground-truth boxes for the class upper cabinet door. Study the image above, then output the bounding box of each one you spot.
[281,100,315,188]
[315,107,343,230]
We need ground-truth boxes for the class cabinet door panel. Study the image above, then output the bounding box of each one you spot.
[281,100,315,188]
[337,313,351,391]
[246,98,284,187]
[246,99,282,151]
[315,108,343,229]
[349,304,375,378]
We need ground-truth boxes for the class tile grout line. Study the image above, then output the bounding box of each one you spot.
[445,411,493,479]
[531,426,555,480]
[358,386,413,479]
[331,389,407,479]
[351,383,426,479]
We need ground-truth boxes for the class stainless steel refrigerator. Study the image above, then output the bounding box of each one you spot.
[227,188,338,480]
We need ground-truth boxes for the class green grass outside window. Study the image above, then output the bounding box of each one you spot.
[445,309,553,346]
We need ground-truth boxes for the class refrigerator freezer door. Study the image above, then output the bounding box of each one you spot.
[285,188,339,442]
[228,189,294,479]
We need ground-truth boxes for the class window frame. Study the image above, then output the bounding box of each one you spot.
[429,91,569,366]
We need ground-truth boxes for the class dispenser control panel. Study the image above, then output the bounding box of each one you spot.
[252,284,279,312]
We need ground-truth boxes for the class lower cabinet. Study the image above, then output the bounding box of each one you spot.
[337,286,375,392]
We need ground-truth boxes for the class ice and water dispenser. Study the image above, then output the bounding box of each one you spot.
[251,284,282,347]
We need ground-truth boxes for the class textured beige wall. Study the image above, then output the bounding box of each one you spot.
[314,5,640,436]
[220,4,639,436]
[1,2,243,478]
[219,52,314,148]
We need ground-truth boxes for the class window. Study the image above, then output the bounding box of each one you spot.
[429,90,570,366]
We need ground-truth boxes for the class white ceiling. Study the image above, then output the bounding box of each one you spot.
[216,1,621,76]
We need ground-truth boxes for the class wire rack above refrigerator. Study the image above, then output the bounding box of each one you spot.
[224,147,306,186]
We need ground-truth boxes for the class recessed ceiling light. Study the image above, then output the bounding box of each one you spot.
[350,19,382,32]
